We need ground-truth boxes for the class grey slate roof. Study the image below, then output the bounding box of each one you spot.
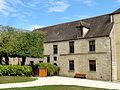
[111,8,120,14]
[34,14,113,43]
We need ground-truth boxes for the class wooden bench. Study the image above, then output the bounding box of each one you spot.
[74,73,86,79]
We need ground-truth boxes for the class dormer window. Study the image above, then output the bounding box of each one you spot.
[76,21,90,38]
[76,26,83,37]
[76,26,89,38]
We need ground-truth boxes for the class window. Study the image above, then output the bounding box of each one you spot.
[30,61,34,65]
[69,60,74,71]
[39,61,43,63]
[89,60,96,71]
[47,56,50,63]
[76,26,83,37]
[53,45,58,54]
[69,41,74,53]
[89,40,95,52]
[54,56,57,61]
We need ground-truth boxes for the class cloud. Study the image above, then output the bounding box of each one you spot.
[59,15,91,21]
[0,0,31,23]
[27,25,45,31]
[0,0,20,15]
[0,0,70,20]
[0,0,11,15]
[47,1,70,12]
[75,15,91,19]
[74,0,97,7]
[59,17,71,20]
[117,0,120,2]
[84,0,93,6]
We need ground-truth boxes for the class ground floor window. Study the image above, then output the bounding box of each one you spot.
[89,60,96,71]
[30,61,34,65]
[39,61,43,63]
[54,56,57,61]
[47,56,50,63]
[69,60,74,71]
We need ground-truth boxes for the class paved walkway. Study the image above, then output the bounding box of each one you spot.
[0,76,120,89]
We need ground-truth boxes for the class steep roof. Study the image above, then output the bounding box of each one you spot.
[34,14,113,43]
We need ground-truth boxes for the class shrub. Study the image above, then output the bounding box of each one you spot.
[34,63,59,76]
[0,65,32,76]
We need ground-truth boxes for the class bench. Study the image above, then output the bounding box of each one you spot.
[74,73,86,79]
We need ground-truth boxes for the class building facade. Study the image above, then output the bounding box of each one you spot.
[30,8,120,81]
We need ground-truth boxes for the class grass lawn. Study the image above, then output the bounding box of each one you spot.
[0,76,37,84]
[2,85,109,90]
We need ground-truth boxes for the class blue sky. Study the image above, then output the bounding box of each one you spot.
[0,0,120,30]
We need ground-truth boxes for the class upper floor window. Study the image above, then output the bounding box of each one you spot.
[53,45,58,54]
[69,60,74,71]
[47,56,50,63]
[69,41,74,53]
[89,60,96,71]
[89,40,95,52]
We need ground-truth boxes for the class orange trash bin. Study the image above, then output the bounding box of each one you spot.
[35,67,47,77]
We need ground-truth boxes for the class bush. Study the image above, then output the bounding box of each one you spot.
[34,63,59,76]
[0,65,32,76]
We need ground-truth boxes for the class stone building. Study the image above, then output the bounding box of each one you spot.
[30,8,120,81]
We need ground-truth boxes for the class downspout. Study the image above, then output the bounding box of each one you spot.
[109,14,114,82]
[109,37,112,81]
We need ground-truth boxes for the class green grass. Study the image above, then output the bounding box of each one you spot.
[2,85,109,90]
[0,76,37,84]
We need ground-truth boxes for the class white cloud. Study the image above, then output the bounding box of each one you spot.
[0,0,30,23]
[27,25,45,31]
[84,0,97,6]
[0,0,21,15]
[73,0,97,7]
[0,0,10,15]
[59,14,91,21]
[117,0,120,2]
[84,0,92,6]
[75,15,91,19]
[59,17,71,20]
[47,1,70,12]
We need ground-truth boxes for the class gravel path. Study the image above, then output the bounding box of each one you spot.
[0,76,120,89]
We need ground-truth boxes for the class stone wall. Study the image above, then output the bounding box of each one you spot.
[43,37,111,81]
[110,13,120,80]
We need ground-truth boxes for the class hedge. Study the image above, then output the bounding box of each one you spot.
[0,65,32,76]
[34,63,59,76]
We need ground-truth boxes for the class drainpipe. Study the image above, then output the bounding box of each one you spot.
[109,37,112,82]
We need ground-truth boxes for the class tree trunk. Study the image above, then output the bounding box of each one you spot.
[0,56,2,65]
[5,54,9,65]
[21,57,26,65]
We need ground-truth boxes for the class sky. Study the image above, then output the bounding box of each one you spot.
[0,0,120,31]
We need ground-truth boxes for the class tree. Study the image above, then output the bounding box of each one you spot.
[0,26,44,65]
[0,26,19,65]
[11,31,44,65]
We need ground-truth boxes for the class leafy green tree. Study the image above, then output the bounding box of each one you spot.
[0,26,44,65]
[12,32,44,65]
[0,26,19,65]
[15,31,44,65]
